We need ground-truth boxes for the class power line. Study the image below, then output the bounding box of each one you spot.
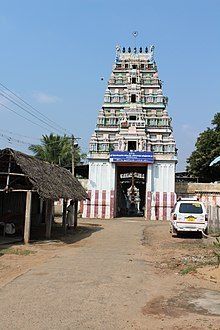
[0,128,40,141]
[0,128,76,147]
[0,102,51,131]
[0,91,66,134]
[0,82,70,134]
[0,132,31,146]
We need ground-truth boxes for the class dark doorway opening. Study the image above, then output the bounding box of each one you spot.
[132,77,136,84]
[128,141,137,151]
[131,94,136,103]
[116,165,147,217]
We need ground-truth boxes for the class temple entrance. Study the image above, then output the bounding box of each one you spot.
[116,164,147,217]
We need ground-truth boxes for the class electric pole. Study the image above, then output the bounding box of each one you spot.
[71,134,75,177]
[70,134,81,228]
[63,134,79,233]
[71,135,81,176]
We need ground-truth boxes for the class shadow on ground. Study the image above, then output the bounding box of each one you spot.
[30,223,103,245]
[175,231,203,239]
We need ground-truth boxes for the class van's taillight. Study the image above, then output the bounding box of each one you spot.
[173,214,177,220]
[205,214,208,221]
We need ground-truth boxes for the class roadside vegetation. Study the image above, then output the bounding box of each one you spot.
[143,223,220,279]
[29,133,86,168]
[187,112,220,182]
[0,247,35,256]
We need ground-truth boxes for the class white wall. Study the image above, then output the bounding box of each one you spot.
[148,161,175,192]
[88,161,116,191]
[146,164,153,191]
[89,160,175,193]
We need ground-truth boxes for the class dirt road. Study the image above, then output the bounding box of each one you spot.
[0,218,219,329]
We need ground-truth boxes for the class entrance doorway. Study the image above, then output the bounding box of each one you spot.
[116,164,147,217]
[128,141,137,151]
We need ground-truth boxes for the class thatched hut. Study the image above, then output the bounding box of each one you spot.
[0,148,88,243]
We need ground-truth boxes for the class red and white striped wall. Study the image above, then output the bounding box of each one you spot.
[80,190,176,220]
[200,194,220,208]
[81,190,115,219]
[145,191,176,221]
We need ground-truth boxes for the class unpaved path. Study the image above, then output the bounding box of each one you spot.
[0,219,219,329]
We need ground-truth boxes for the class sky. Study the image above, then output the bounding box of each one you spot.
[0,0,219,170]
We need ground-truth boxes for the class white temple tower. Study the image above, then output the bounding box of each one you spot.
[82,45,177,220]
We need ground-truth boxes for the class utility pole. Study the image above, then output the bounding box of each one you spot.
[71,134,81,228]
[71,135,81,176]
[71,134,75,177]
[63,134,80,233]
[62,134,71,233]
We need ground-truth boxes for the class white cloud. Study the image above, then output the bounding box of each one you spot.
[33,92,61,104]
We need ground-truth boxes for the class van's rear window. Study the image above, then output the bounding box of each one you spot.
[179,203,203,214]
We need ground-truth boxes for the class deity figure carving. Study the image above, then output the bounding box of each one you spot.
[138,138,142,151]
[118,140,122,150]
[123,112,128,120]
[148,45,155,62]
[138,138,146,151]
[115,45,121,63]
[121,138,126,151]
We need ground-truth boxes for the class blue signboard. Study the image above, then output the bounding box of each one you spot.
[109,151,154,163]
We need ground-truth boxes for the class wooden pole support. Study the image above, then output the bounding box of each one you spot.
[45,200,53,239]
[74,201,78,228]
[24,190,32,244]
[62,199,67,234]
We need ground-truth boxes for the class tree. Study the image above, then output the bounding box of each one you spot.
[212,113,220,131]
[29,134,86,168]
[186,113,220,182]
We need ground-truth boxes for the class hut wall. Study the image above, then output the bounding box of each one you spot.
[0,191,43,238]
[0,192,26,235]
[0,192,41,221]
[30,192,42,225]
[0,191,26,218]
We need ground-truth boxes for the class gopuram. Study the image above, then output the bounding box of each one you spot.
[82,45,177,220]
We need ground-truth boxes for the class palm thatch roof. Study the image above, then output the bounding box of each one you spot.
[0,148,88,201]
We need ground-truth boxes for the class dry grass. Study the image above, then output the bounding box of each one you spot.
[0,247,35,256]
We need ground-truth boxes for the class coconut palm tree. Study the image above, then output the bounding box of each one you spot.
[29,134,85,168]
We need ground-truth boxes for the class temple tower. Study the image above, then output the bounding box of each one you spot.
[82,45,177,220]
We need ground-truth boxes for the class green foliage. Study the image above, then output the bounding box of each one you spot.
[0,248,34,256]
[180,265,197,275]
[212,113,220,131]
[29,134,85,168]
[186,113,220,182]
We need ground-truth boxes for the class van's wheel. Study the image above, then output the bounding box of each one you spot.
[171,225,177,237]
[204,228,208,235]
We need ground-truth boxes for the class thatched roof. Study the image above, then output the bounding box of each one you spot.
[0,148,88,201]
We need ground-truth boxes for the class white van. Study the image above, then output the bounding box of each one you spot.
[170,198,208,236]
